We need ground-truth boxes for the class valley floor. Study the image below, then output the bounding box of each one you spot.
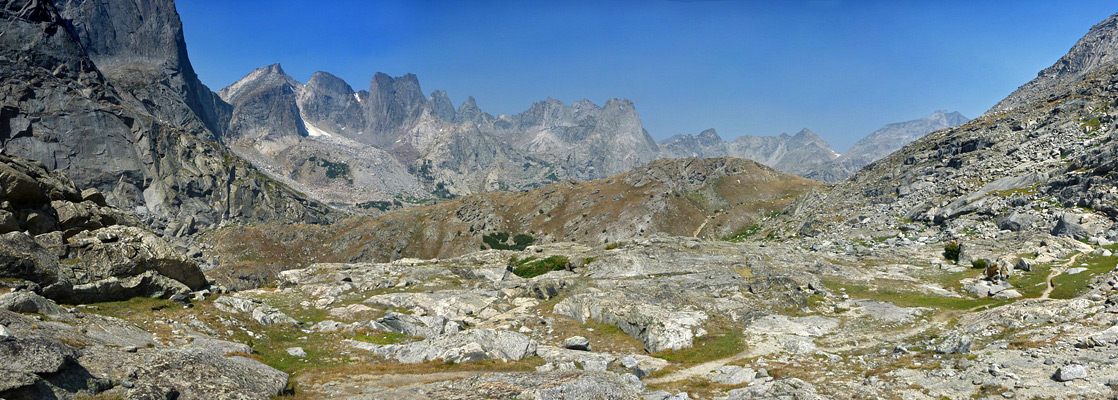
[8,232,1117,399]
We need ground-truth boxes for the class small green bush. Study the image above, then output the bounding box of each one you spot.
[510,255,569,278]
[972,258,988,270]
[482,232,536,251]
[944,242,961,262]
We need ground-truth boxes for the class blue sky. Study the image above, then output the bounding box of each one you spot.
[178,1,1116,152]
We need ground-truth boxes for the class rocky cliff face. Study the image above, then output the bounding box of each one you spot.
[218,65,436,207]
[0,0,332,238]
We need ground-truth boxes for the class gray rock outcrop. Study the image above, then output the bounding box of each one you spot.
[350,329,537,364]
[214,296,297,325]
[0,154,207,303]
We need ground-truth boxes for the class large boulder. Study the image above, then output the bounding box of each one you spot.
[553,290,708,353]
[0,231,62,284]
[0,335,110,399]
[0,291,68,315]
[377,312,460,339]
[214,296,297,325]
[1052,213,1090,240]
[66,226,206,290]
[78,345,290,399]
[996,211,1036,232]
[60,270,195,304]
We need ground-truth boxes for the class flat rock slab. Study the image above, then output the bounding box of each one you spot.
[350,329,537,364]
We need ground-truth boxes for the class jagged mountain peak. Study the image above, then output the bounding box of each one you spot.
[306,70,353,92]
[792,128,822,140]
[573,98,600,110]
[218,63,300,104]
[697,128,721,141]
[428,89,456,122]
[602,97,636,111]
[989,12,1118,114]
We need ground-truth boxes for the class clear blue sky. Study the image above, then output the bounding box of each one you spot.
[178,1,1116,152]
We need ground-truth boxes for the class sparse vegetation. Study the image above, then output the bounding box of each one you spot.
[509,255,570,278]
[355,199,403,211]
[723,223,762,242]
[654,331,745,365]
[308,156,352,184]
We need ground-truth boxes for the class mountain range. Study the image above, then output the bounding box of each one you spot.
[218,64,967,211]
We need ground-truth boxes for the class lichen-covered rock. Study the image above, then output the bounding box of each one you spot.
[0,231,61,284]
[723,378,825,400]
[360,371,645,400]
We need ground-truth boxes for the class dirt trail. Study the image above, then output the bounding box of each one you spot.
[644,348,753,385]
[692,218,709,237]
[1041,253,1081,299]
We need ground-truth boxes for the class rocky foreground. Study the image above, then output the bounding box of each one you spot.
[4,222,1118,398]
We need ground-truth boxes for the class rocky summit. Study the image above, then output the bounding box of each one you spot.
[3,1,1118,399]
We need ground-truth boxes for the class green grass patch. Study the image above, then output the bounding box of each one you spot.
[723,223,761,243]
[510,255,570,278]
[351,331,413,345]
[1007,263,1054,298]
[256,292,331,324]
[79,297,177,316]
[1050,246,1118,299]
[820,277,1007,311]
[654,331,745,365]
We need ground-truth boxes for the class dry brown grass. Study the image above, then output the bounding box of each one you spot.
[203,158,821,289]
[646,377,741,399]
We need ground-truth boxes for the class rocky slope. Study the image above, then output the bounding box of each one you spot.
[804,110,970,182]
[990,12,1118,114]
[0,152,294,399]
[202,157,821,288]
[777,12,1118,251]
[0,153,206,304]
[0,0,333,237]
